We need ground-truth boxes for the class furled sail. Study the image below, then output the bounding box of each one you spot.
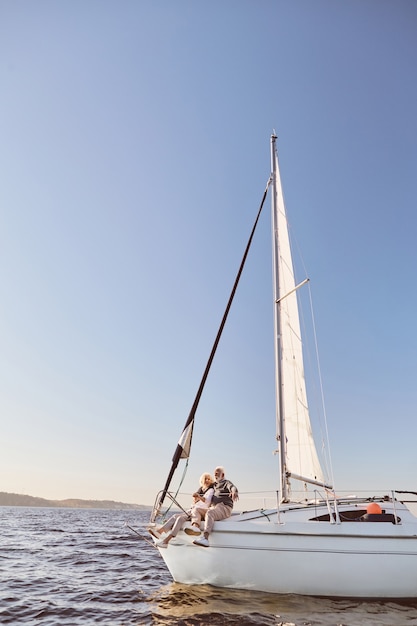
[177,422,193,459]
[272,143,324,491]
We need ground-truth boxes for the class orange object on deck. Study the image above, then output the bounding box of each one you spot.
[366,503,382,514]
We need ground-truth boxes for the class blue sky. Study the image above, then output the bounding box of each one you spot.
[1,1,416,507]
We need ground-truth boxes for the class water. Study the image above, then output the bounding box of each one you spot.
[2,508,417,625]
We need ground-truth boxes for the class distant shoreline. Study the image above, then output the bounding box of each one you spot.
[0,491,151,510]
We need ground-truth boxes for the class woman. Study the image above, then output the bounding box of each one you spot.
[151,473,214,547]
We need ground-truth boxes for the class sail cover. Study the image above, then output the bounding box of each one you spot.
[273,152,324,485]
[177,422,194,459]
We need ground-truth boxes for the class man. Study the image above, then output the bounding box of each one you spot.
[192,466,238,547]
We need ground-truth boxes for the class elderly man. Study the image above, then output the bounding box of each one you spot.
[192,466,238,547]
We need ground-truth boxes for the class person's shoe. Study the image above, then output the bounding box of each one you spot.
[155,538,168,548]
[193,537,209,547]
[184,523,201,536]
[148,527,162,539]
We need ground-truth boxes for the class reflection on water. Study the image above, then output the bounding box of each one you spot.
[151,583,283,625]
[150,582,417,626]
[149,583,417,626]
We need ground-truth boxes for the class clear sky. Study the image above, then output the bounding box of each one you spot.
[1,1,416,508]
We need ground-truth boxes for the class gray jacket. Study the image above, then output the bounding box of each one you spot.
[211,478,238,508]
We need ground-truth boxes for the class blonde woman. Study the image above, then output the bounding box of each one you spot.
[184,472,215,536]
[152,473,214,547]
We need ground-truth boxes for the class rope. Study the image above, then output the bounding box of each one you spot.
[124,523,158,549]
[160,459,190,520]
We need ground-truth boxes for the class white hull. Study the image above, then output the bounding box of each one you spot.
[155,501,417,598]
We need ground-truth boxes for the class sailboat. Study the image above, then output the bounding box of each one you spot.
[148,135,417,598]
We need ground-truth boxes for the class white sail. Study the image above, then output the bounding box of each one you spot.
[272,149,324,488]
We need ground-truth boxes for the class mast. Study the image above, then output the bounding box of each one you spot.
[271,134,288,502]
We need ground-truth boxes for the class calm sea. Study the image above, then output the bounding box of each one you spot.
[2,507,417,625]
